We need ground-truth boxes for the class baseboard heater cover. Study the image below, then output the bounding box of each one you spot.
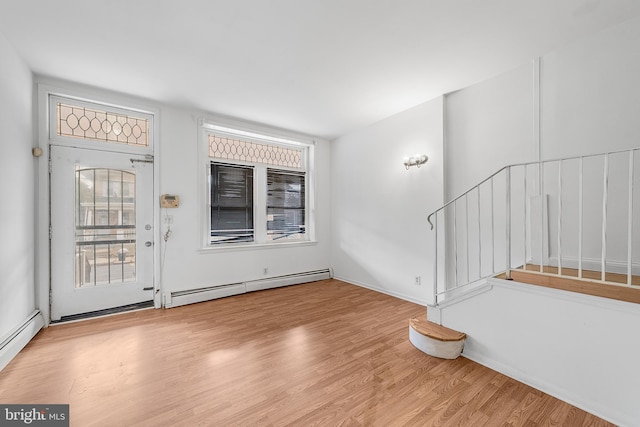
[0,310,45,372]
[165,283,246,308]
[245,269,331,292]
[166,269,331,308]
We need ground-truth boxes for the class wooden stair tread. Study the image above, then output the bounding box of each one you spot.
[409,317,466,342]
[501,268,640,305]
[520,264,640,286]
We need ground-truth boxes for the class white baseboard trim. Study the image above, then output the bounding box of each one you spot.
[0,311,45,372]
[165,269,332,308]
[333,276,429,307]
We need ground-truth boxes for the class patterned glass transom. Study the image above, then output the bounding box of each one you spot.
[208,134,302,169]
[57,103,149,147]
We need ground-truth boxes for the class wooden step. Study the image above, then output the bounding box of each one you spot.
[520,264,640,286]
[409,317,466,359]
[499,267,640,305]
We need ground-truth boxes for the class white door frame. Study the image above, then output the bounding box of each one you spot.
[35,80,161,326]
[49,146,155,320]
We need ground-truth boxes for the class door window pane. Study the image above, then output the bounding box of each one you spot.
[75,168,136,287]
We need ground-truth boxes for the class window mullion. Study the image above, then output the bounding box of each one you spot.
[254,165,268,244]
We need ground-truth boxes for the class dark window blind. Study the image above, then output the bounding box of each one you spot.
[267,169,305,240]
[210,163,254,243]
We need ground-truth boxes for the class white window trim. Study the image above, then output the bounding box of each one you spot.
[198,118,317,251]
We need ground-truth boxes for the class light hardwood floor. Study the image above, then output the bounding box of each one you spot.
[0,279,612,426]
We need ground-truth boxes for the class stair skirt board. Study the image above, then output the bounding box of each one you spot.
[165,269,332,308]
[0,311,45,372]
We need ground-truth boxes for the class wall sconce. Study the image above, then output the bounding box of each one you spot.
[403,154,428,170]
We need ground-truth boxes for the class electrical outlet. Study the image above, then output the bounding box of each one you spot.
[415,276,421,286]
[164,215,173,224]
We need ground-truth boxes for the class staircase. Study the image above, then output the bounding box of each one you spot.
[428,147,640,306]
[408,147,640,426]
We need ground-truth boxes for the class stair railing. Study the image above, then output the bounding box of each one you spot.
[427,147,639,306]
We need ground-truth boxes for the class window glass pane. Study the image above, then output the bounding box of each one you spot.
[267,169,305,240]
[210,163,254,244]
[75,168,136,287]
[208,134,302,169]
[57,102,149,147]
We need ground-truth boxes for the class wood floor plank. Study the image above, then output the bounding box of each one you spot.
[0,279,614,426]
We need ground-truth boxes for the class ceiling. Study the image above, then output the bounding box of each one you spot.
[1,0,640,140]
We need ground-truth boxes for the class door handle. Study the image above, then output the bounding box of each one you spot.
[145,241,153,247]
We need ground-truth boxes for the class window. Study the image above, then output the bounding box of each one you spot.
[56,102,149,147]
[208,133,302,168]
[204,125,313,247]
[267,169,305,240]
[75,168,137,286]
[210,163,254,244]
[49,95,154,159]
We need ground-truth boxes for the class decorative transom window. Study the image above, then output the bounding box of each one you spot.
[208,134,302,168]
[204,126,312,247]
[56,102,149,147]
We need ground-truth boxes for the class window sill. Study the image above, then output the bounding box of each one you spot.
[198,240,319,253]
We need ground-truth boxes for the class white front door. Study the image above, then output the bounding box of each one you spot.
[50,145,154,320]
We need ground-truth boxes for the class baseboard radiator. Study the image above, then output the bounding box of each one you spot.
[164,269,331,308]
[0,310,45,372]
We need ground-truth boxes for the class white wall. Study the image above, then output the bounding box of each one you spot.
[442,14,640,196]
[540,16,640,271]
[431,279,640,427]
[442,64,536,283]
[0,33,36,341]
[444,62,536,200]
[159,106,332,295]
[541,15,640,160]
[330,97,444,305]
